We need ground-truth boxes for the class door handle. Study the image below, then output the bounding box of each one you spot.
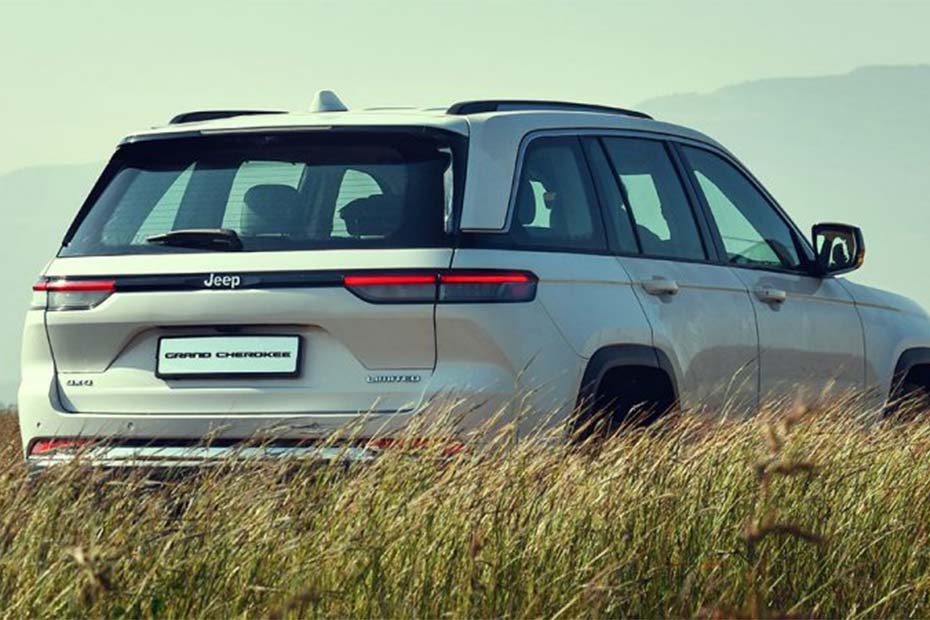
[642,278,680,297]
[755,287,787,304]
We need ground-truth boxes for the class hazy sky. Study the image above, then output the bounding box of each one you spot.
[4,0,930,173]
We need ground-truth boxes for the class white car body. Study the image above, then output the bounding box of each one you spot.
[18,96,930,465]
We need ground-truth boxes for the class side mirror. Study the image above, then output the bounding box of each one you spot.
[812,223,865,277]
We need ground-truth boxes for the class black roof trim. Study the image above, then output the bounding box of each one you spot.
[446,100,653,120]
[168,110,287,125]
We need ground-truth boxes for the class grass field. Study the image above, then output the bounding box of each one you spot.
[1,403,930,619]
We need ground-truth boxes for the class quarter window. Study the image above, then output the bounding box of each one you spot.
[682,147,803,270]
[505,136,607,252]
[601,138,706,260]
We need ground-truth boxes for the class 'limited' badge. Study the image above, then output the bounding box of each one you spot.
[366,375,422,384]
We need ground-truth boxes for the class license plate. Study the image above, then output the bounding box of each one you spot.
[157,336,301,379]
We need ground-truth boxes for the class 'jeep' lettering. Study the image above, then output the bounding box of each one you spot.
[203,273,241,288]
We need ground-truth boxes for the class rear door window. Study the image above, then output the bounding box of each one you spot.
[600,138,707,261]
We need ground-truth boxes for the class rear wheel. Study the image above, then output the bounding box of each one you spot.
[573,366,676,442]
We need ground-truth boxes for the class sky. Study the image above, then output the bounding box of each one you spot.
[4,0,930,173]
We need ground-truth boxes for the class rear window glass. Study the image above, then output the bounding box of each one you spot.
[62,132,458,256]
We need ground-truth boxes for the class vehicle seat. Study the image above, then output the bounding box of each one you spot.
[635,223,665,251]
[240,185,303,237]
[339,194,404,238]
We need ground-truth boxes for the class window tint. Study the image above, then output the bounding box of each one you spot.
[580,138,638,254]
[601,138,706,260]
[682,147,802,270]
[506,136,606,252]
[62,133,455,256]
[333,169,382,237]
[127,165,193,244]
[221,161,304,230]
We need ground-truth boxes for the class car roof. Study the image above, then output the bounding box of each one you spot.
[120,101,732,232]
[122,105,726,152]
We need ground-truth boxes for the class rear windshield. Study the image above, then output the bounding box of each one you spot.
[61,131,460,256]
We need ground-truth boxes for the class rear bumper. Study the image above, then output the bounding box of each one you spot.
[17,358,579,466]
[18,293,587,465]
[26,444,379,469]
[18,377,506,459]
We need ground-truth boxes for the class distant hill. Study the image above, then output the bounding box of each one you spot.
[638,65,930,312]
[1,65,929,403]
[0,163,101,403]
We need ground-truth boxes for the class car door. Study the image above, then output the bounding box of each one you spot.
[584,136,759,416]
[447,135,652,429]
[677,144,865,407]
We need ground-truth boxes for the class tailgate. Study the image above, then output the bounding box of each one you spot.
[42,250,450,414]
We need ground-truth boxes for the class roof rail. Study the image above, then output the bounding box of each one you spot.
[168,110,286,125]
[446,100,653,120]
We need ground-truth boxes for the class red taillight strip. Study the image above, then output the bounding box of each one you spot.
[344,272,535,287]
[34,280,116,293]
[440,273,534,284]
[343,274,436,287]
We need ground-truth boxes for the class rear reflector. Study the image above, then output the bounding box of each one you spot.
[32,279,116,311]
[343,271,537,304]
[368,437,466,457]
[29,438,92,455]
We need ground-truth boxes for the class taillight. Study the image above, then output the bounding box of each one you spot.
[343,274,437,303]
[343,271,537,304]
[29,438,92,455]
[33,279,116,311]
[439,272,537,303]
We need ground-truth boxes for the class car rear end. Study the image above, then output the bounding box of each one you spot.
[18,117,524,467]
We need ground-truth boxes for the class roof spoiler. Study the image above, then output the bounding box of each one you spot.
[168,110,286,125]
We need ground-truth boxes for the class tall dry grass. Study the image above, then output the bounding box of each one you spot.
[0,402,929,618]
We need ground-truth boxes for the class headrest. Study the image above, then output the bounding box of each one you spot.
[241,184,302,236]
[339,195,404,237]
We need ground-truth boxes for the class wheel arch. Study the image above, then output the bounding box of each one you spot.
[892,347,930,396]
[575,344,679,409]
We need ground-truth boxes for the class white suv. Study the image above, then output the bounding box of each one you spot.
[19,92,930,465]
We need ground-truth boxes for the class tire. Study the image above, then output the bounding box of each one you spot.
[888,379,930,420]
[573,368,673,442]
